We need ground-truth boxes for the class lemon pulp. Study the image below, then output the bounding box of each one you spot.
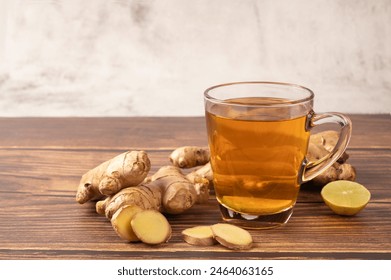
[321,180,371,216]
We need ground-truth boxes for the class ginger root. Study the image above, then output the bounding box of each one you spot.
[309,130,349,163]
[307,131,356,186]
[96,165,207,219]
[76,150,150,204]
[148,165,199,214]
[185,162,213,203]
[169,146,210,168]
[309,162,356,186]
[96,184,161,219]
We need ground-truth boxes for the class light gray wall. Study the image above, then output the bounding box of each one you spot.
[0,0,390,116]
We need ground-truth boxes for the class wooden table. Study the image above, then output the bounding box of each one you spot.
[0,115,390,260]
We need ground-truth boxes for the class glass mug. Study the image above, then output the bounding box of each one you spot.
[204,81,352,229]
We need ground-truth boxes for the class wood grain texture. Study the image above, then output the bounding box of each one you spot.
[0,115,390,260]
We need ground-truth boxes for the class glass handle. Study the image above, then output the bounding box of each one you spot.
[301,112,352,183]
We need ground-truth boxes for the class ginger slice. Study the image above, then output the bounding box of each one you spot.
[111,205,143,242]
[211,223,253,250]
[131,210,172,245]
[182,226,217,246]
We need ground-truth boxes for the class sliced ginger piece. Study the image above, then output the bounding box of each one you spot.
[182,226,217,246]
[111,205,144,242]
[211,223,253,250]
[131,210,172,245]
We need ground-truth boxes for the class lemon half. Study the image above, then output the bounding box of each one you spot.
[321,180,371,216]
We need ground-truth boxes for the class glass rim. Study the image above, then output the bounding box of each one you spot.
[204,81,314,107]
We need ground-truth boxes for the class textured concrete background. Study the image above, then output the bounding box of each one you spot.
[0,0,390,116]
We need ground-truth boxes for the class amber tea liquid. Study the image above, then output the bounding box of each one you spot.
[206,97,310,227]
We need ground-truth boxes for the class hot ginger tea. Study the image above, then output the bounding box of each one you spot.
[206,97,310,216]
[204,82,351,228]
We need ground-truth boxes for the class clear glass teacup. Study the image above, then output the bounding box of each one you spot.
[204,81,352,229]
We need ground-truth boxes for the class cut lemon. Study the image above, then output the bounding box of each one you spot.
[321,180,371,216]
